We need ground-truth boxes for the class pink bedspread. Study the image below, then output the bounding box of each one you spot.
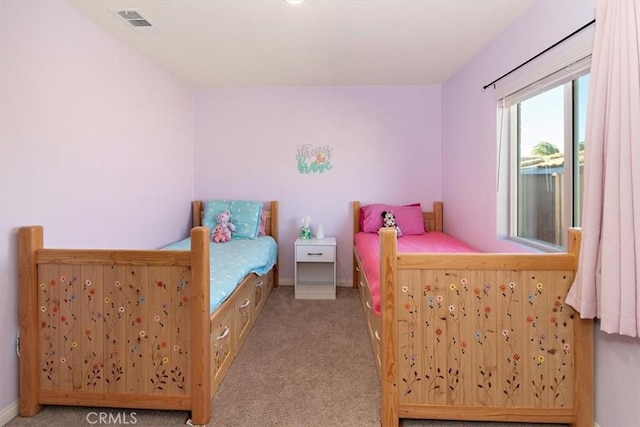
[354,231,479,315]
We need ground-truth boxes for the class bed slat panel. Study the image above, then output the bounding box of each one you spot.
[37,390,191,410]
[148,266,172,396]
[82,265,105,392]
[397,267,576,411]
[398,253,576,271]
[38,264,60,391]
[171,267,192,396]
[36,250,191,266]
[397,404,575,423]
[103,265,126,394]
[125,265,150,394]
[36,263,192,398]
[496,270,525,407]
[467,269,498,407]
[554,269,575,409]
[56,266,80,391]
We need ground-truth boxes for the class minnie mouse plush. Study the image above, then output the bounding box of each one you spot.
[380,211,402,236]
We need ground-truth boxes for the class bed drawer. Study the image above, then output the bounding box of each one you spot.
[358,277,368,315]
[355,256,369,314]
[354,251,381,377]
[359,274,375,327]
[371,313,381,360]
[210,305,235,394]
[295,245,335,262]
[250,274,264,312]
[253,271,273,315]
[234,282,254,350]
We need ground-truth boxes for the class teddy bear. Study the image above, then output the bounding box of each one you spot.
[211,210,236,243]
[211,223,229,243]
[380,210,402,236]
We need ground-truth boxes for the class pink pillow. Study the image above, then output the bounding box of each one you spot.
[361,203,391,232]
[360,203,417,230]
[361,203,425,235]
[392,205,426,235]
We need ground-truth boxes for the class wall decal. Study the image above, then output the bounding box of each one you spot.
[296,144,333,174]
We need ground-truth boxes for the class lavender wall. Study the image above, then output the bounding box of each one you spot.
[0,0,194,413]
[441,0,640,425]
[194,86,442,285]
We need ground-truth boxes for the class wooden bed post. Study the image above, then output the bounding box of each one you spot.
[192,201,203,228]
[433,201,443,232]
[270,201,279,287]
[353,201,361,288]
[190,226,211,425]
[567,228,594,427]
[18,226,43,416]
[379,228,399,427]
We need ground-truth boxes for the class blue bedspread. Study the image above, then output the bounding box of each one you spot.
[162,236,278,313]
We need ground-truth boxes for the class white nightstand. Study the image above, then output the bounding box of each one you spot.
[294,237,337,300]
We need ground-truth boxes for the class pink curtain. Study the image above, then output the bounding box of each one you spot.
[565,1,640,337]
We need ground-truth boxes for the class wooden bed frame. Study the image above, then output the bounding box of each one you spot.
[18,200,279,425]
[352,201,594,427]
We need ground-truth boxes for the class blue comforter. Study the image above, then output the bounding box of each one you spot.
[162,236,278,313]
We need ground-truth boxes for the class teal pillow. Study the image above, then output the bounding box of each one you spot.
[202,200,231,233]
[203,200,263,239]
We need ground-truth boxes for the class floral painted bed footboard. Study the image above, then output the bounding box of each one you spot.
[37,264,193,395]
[377,228,594,427]
[19,226,211,424]
[398,271,576,408]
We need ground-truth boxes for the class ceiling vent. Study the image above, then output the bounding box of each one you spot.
[111,9,163,35]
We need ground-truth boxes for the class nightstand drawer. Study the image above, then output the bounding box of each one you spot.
[295,245,335,262]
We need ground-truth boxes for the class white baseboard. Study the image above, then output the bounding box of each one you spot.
[278,278,294,286]
[0,400,19,426]
[278,278,351,288]
[594,423,600,427]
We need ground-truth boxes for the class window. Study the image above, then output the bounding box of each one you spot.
[505,72,589,250]
[493,23,593,251]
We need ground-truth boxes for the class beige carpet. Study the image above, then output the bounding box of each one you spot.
[7,286,565,427]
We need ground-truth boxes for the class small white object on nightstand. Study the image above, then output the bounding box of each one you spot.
[294,237,336,300]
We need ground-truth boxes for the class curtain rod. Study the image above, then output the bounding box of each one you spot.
[482,18,596,91]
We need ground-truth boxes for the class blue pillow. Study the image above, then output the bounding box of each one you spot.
[203,200,263,239]
[202,200,231,233]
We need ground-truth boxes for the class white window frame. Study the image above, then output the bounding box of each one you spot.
[494,26,593,251]
[505,75,587,252]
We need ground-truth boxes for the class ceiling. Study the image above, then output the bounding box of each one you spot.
[65,0,535,89]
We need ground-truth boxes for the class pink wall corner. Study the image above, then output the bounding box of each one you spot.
[0,0,194,411]
[194,86,442,284]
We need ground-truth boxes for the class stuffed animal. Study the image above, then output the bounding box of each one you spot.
[212,223,229,243]
[380,210,402,236]
[211,210,236,243]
